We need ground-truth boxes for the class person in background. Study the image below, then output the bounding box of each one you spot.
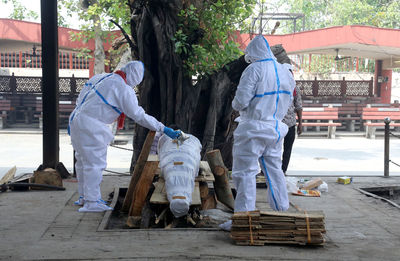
[220,35,295,231]
[282,84,303,175]
[69,61,180,212]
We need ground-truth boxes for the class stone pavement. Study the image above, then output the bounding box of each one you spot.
[1,129,400,260]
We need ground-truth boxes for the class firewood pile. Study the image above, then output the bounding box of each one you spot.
[120,131,234,229]
[231,210,326,246]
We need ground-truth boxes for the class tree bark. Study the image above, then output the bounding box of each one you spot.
[205,149,234,210]
[127,1,290,171]
[93,15,105,74]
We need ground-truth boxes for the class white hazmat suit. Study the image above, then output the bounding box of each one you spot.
[231,35,295,214]
[69,61,166,212]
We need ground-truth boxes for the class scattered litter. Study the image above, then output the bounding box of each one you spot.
[0,166,16,185]
[298,178,310,185]
[286,176,299,193]
[318,182,329,193]
[337,176,352,185]
[300,178,323,190]
[200,208,232,223]
[292,189,321,197]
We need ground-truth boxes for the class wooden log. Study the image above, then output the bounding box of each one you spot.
[199,181,217,210]
[140,201,154,229]
[205,149,234,210]
[199,181,209,199]
[126,216,141,228]
[129,161,159,216]
[201,194,217,210]
[155,207,168,225]
[121,131,155,213]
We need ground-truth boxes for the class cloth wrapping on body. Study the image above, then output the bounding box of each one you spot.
[158,134,202,217]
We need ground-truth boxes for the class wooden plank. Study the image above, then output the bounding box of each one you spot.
[302,115,339,119]
[362,111,400,116]
[364,122,400,127]
[150,178,166,204]
[303,107,324,112]
[302,123,341,126]
[129,161,159,216]
[121,131,155,212]
[150,178,201,205]
[192,182,201,206]
[147,154,159,162]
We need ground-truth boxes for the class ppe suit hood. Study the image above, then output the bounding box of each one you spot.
[121,61,144,87]
[244,35,277,63]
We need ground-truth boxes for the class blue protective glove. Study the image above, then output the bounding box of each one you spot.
[163,127,181,139]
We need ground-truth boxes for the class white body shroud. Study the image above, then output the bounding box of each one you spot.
[158,134,201,217]
[232,35,295,212]
[69,62,164,202]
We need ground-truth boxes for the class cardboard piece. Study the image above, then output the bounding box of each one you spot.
[301,178,323,190]
[337,176,352,184]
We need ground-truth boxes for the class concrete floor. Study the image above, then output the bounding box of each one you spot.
[1,176,400,260]
[1,130,400,260]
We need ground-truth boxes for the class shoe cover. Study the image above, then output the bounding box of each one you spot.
[74,196,84,206]
[98,199,108,205]
[219,220,232,231]
[170,198,189,218]
[78,201,113,213]
[74,197,107,206]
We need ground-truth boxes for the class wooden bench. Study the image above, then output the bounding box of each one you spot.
[336,103,363,132]
[362,106,400,139]
[0,99,11,129]
[301,107,342,138]
[35,98,76,129]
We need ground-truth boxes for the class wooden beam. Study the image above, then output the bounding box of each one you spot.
[128,161,159,216]
[121,131,155,212]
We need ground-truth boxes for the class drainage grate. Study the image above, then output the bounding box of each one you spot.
[357,186,400,209]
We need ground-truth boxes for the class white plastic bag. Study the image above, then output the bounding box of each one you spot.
[158,134,201,217]
[286,176,299,193]
[318,181,328,193]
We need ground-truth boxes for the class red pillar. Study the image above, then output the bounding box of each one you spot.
[380,70,392,104]
[374,60,382,100]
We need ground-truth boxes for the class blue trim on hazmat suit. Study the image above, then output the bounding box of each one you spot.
[69,61,165,206]
[231,35,295,212]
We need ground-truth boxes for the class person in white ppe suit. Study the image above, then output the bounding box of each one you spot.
[69,61,181,212]
[220,35,295,230]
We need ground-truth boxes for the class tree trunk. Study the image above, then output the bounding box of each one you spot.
[80,0,105,74]
[93,15,105,74]
[127,1,289,171]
